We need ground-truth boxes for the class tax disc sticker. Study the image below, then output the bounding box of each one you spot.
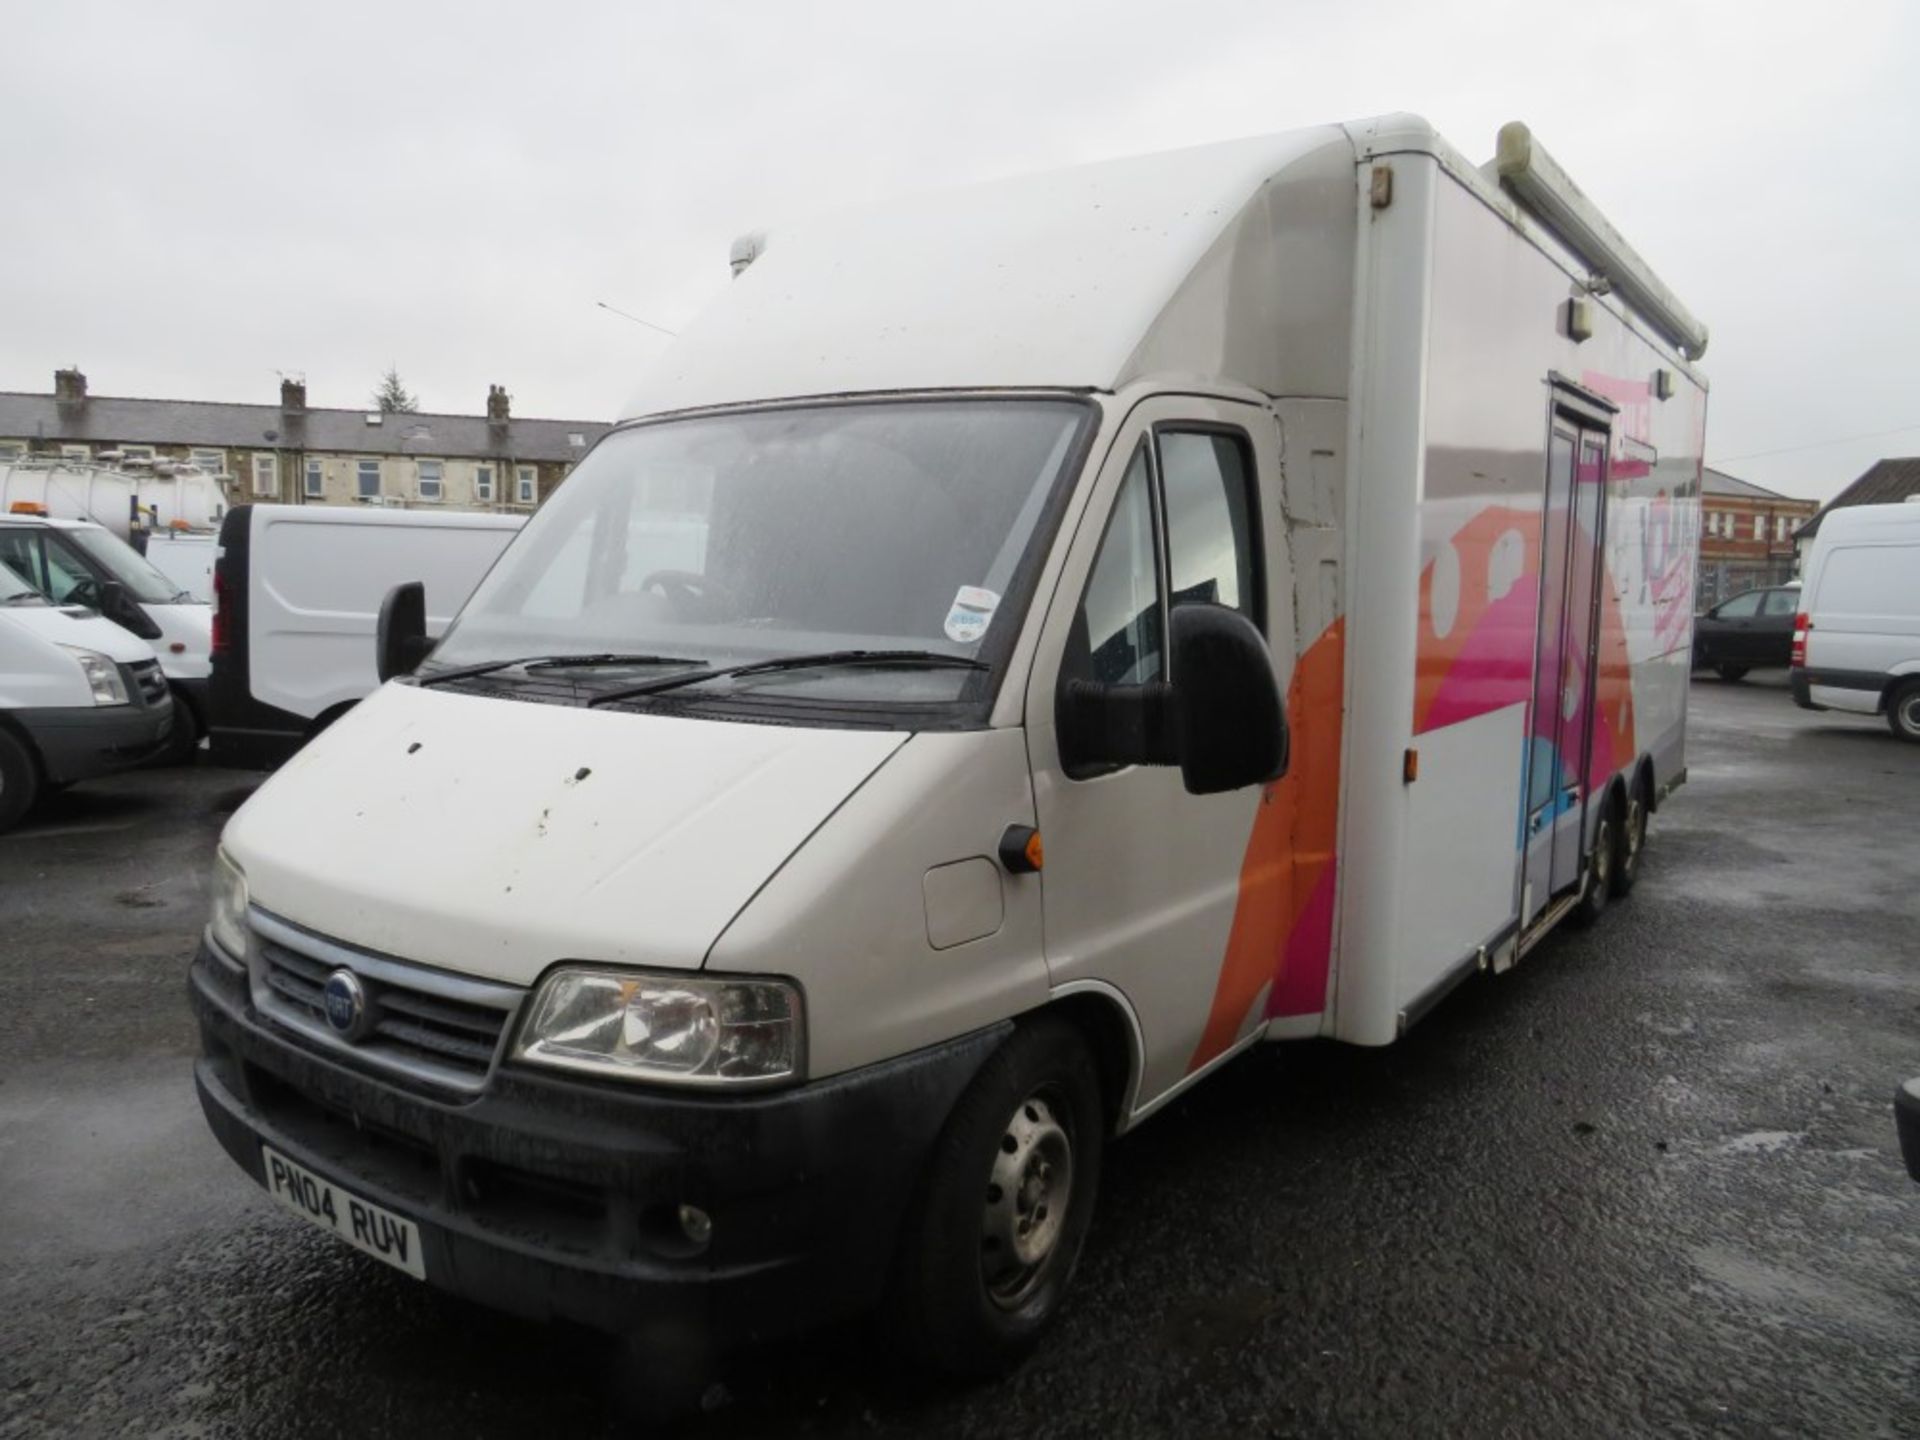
[943,585,1000,644]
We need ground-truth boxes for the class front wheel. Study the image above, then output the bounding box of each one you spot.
[1887,678,1920,744]
[890,1017,1104,1378]
[0,729,41,833]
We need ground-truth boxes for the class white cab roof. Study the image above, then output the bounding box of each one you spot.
[624,121,1371,419]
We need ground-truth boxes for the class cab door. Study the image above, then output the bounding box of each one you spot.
[1024,397,1282,1111]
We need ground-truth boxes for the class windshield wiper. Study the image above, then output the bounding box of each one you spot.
[413,653,708,689]
[3,590,46,605]
[585,649,990,708]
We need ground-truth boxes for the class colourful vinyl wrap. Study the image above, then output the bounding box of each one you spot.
[1188,618,1346,1069]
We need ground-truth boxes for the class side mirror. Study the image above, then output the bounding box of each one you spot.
[1165,605,1288,793]
[97,579,162,640]
[1057,604,1287,795]
[376,581,432,681]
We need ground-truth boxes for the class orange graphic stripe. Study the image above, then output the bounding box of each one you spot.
[1188,619,1345,1071]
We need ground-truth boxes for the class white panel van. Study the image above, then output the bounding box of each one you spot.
[207,504,524,767]
[0,515,211,752]
[1791,502,1920,740]
[0,561,174,829]
[143,529,218,604]
[189,117,1706,1386]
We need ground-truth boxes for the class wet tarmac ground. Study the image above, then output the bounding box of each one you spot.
[1,672,1916,1437]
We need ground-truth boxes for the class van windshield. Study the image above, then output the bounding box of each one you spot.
[64,526,191,604]
[431,398,1093,717]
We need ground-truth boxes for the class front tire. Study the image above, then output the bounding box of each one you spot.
[155,691,205,765]
[1717,664,1750,682]
[891,1017,1105,1378]
[1887,678,1920,744]
[0,729,41,833]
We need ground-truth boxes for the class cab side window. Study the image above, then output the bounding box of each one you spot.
[1064,445,1163,686]
[1159,430,1260,628]
[1716,590,1763,618]
[40,539,98,604]
[0,531,47,594]
[1760,588,1798,617]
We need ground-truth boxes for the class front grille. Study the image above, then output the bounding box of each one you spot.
[128,659,167,705]
[248,909,524,1097]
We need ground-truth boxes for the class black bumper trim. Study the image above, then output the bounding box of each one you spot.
[190,948,1007,1342]
[1797,667,1888,695]
[15,698,174,783]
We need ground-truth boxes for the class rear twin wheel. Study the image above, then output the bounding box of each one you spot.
[1611,776,1650,897]
[1572,777,1650,926]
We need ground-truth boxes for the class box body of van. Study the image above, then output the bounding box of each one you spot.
[0,566,174,828]
[1790,503,1920,740]
[189,117,1705,1366]
[0,516,212,744]
[208,504,525,767]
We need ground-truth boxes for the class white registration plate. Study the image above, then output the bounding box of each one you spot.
[260,1145,426,1280]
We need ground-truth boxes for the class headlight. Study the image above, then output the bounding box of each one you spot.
[513,969,804,1087]
[58,646,129,705]
[208,849,250,961]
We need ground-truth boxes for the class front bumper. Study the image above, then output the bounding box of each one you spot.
[17,696,174,783]
[189,946,1005,1343]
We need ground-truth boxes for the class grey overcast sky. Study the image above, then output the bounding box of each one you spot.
[4,0,1916,501]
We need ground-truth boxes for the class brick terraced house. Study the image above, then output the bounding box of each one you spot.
[0,369,609,513]
[1696,466,1819,608]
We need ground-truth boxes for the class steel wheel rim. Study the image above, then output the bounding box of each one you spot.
[1900,695,1920,734]
[1623,795,1645,874]
[981,1090,1074,1310]
[1592,817,1612,891]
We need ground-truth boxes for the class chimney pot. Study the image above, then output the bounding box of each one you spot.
[280,378,307,412]
[487,384,511,424]
[54,367,87,403]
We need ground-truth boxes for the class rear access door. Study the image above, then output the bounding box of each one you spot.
[1520,386,1612,925]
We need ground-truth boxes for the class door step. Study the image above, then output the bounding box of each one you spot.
[1515,889,1583,964]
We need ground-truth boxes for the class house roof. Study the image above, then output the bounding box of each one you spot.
[0,391,610,464]
[1701,467,1805,502]
[1797,457,1920,540]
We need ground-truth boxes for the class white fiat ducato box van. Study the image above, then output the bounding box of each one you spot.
[190,116,1706,1377]
[1790,502,1920,740]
